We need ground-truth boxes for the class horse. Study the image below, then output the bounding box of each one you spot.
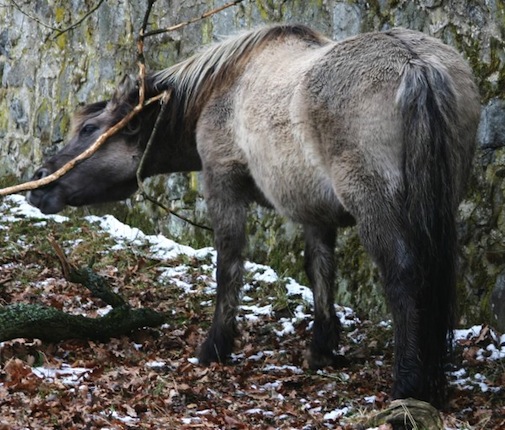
[27,24,480,407]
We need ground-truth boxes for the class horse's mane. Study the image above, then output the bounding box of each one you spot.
[150,24,329,114]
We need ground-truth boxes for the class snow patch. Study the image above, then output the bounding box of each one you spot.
[32,364,91,385]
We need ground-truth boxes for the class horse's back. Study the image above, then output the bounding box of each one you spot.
[198,32,348,224]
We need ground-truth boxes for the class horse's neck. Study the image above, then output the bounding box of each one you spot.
[142,108,202,176]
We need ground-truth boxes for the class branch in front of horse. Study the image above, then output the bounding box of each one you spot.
[135,5,213,232]
[136,188,214,232]
[135,0,158,113]
[140,0,158,39]
[0,0,221,231]
[0,93,164,197]
[142,0,245,38]
[134,94,214,234]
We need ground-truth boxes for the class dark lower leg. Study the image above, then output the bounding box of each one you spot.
[198,198,247,365]
[303,224,341,369]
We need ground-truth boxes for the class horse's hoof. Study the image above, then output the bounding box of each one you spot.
[306,349,348,369]
[197,337,232,365]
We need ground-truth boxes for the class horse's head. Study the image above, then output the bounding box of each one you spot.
[28,76,149,214]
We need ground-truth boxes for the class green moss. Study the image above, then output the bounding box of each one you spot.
[334,230,384,319]
[363,0,392,30]
[55,32,67,51]
[256,0,271,20]
[201,19,214,45]
[54,7,66,24]
[0,174,19,189]
[255,0,285,22]
[448,25,505,102]
[182,189,199,206]
[0,91,9,132]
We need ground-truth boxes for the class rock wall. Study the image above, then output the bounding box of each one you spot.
[1,0,504,329]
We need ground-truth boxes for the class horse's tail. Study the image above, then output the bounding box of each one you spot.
[396,58,460,405]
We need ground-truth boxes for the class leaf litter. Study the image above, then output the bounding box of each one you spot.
[0,194,503,429]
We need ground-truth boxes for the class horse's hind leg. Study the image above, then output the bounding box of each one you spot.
[345,195,437,403]
[198,168,249,365]
[303,224,342,369]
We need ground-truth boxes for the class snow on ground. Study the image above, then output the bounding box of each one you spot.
[1,194,504,429]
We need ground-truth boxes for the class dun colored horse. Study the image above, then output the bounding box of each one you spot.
[28,24,480,407]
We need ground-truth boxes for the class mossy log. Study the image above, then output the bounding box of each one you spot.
[0,262,167,343]
[0,303,166,342]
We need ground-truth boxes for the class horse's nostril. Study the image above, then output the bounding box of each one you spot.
[33,167,51,180]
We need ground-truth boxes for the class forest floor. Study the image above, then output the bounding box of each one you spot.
[0,194,503,429]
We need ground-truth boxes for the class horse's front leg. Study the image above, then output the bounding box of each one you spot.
[303,224,342,369]
[198,177,248,365]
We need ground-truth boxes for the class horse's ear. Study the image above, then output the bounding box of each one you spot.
[109,75,137,109]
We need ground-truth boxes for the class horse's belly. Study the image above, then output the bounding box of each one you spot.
[250,162,349,225]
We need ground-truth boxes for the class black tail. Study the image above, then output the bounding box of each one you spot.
[396,58,458,406]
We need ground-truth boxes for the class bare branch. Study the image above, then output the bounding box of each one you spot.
[133,90,214,232]
[9,0,107,40]
[10,0,58,31]
[133,1,213,232]
[2,0,232,231]
[143,0,245,38]
[50,0,106,40]
[136,90,172,186]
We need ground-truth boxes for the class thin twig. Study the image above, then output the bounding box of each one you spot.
[3,0,234,231]
[135,96,213,233]
[136,90,172,187]
[140,0,158,35]
[48,235,72,280]
[134,1,213,232]
[50,0,106,40]
[10,0,106,40]
[135,1,158,124]
[0,93,164,197]
[136,95,214,233]
[143,0,245,38]
[10,0,57,31]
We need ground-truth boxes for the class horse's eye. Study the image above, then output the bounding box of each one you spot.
[80,124,98,137]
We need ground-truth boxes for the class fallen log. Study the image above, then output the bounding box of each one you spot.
[0,240,168,343]
[0,303,166,342]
